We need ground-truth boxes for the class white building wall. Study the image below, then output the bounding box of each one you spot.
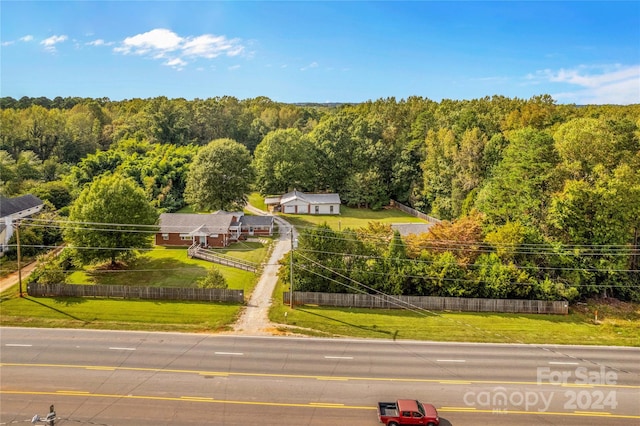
[315,204,340,214]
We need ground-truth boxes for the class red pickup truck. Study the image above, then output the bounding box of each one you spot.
[377,399,440,426]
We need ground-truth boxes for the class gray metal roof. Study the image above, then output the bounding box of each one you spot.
[158,213,235,235]
[264,197,281,205]
[0,194,44,218]
[390,223,435,237]
[280,190,340,205]
[240,215,274,226]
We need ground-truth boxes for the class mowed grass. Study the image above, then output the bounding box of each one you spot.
[3,278,639,345]
[0,288,241,332]
[66,246,261,293]
[282,205,428,230]
[269,282,640,346]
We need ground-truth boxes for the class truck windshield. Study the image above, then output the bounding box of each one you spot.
[416,401,426,416]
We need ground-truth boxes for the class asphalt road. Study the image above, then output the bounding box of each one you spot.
[1,328,638,425]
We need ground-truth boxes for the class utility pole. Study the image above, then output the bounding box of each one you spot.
[15,220,23,297]
[289,228,294,309]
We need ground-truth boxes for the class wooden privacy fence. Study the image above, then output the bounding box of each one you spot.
[28,283,244,303]
[284,292,568,315]
[390,200,441,224]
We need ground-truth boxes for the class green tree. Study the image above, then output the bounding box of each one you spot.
[0,150,17,194]
[421,128,457,219]
[144,97,192,145]
[549,165,640,299]
[184,138,254,211]
[253,128,315,195]
[15,150,42,181]
[65,173,158,266]
[309,111,362,193]
[343,169,388,209]
[474,127,560,226]
[553,118,617,179]
[197,266,228,289]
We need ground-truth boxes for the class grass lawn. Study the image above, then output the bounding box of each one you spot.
[0,287,240,332]
[281,205,428,231]
[269,282,640,346]
[66,246,260,293]
[3,277,638,346]
[248,192,268,211]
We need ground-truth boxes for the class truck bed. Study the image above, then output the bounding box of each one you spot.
[377,402,399,418]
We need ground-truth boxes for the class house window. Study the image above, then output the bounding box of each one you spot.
[315,205,319,213]
[180,234,191,241]
[162,233,169,240]
[330,205,334,213]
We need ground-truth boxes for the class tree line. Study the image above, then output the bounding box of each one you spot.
[2,94,639,301]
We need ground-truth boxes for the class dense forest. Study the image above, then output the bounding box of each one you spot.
[1,95,639,302]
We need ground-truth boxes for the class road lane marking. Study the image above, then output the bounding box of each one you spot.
[324,356,353,360]
[109,347,136,351]
[5,344,33,347]
[436,359,466,363]
[441,406,476,410]
[562,383,594,388]
[310,402,345,406]
[549,361,579,365]
[439,380,472,384]
[2,390,638,420]
[1,390,371,410]
[2,363,638,389]
[215,352,243,356]
[575,411,612,415]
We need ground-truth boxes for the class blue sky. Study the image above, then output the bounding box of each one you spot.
[1,1,639,104]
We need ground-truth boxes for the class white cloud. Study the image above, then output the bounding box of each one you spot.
[114,28,245,69]
[165,57,187,69]
[534,64,640,105]
[300,61,319,71]
[1,35,34,47]
[86,39,112,47]
[41,35,68,52]
[182,34,244,58]
[115,28,182,55]
[228,64,241,71]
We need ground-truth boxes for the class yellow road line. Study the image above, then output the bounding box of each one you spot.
[1,390,638,420]
[1,362,638,389]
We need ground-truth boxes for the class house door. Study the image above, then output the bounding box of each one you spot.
[199,235,206,246]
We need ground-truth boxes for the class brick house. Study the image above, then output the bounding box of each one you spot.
[156,212,274,248]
